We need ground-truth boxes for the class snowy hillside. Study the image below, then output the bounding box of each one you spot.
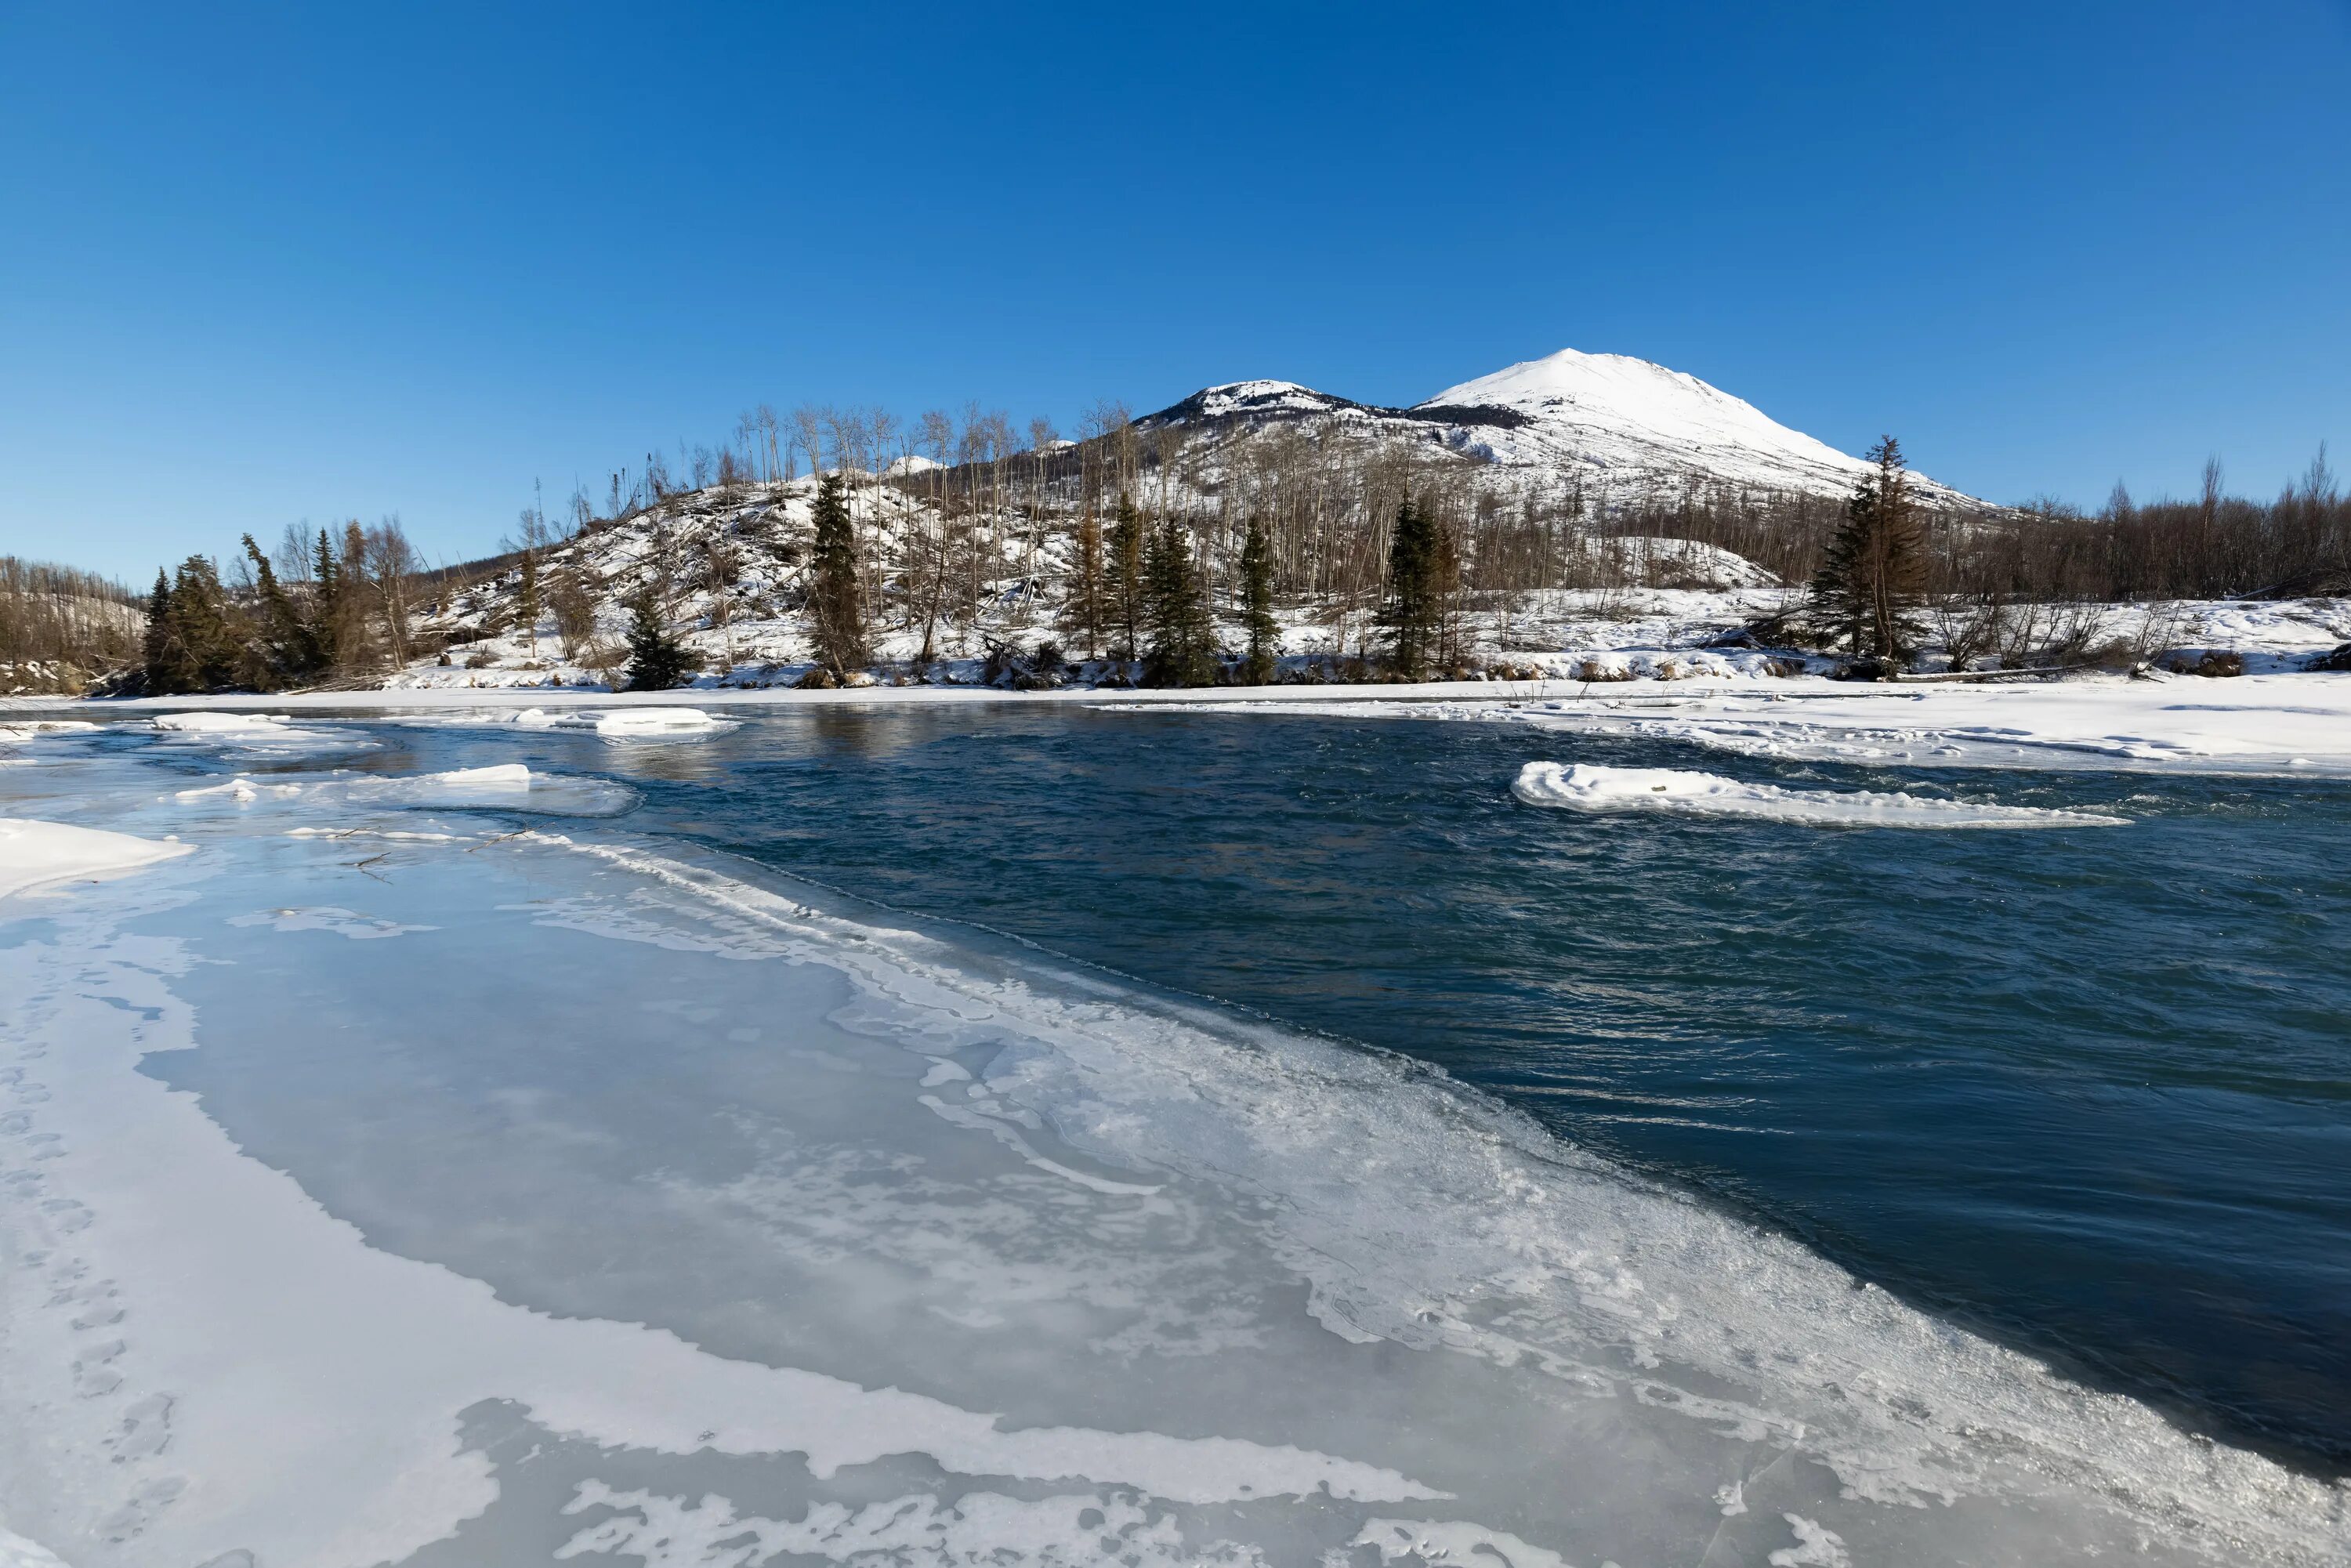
[1139,348,1980,510]
[1416,349,1972,505]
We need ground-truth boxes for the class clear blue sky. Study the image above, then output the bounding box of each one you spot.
[5,2,2347,581]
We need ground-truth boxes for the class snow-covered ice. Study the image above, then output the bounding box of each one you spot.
[1511,761,2131,827]
[0,818,192,901]
[1154,674,2351,776]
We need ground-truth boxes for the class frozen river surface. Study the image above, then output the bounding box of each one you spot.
[1,708,2346,1567]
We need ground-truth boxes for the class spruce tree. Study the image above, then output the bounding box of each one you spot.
[244,534,321,685]
[806,473,867,674]
[1108,491,1145,664]
[622,591,697,690]
[152,556,239,691]
[310,527,342,669]
[1142,516,1216,686]
[139,569,183,694]
[1240,516,1277,686]
[1383,496,1442,679]
[1809,436,1925,662]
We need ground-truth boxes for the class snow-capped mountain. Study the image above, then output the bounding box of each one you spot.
[1139,349,1978,510]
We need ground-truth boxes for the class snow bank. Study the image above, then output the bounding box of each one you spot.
[0,818,192,901]
[1511,762,2129,828]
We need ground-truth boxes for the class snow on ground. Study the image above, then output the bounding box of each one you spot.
[13,658,2351,777]
[1510,761,2130,827]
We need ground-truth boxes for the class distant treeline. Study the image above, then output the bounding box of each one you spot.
[0,557,142,692]
[1620,451,2348,603]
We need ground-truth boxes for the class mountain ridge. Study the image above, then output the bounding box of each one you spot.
[1138,348,1977,511]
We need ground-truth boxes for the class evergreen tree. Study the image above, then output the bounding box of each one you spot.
[621,591,697,690]
[1108,491,1145,663]
[806,473,868,674]
[1239,516,1277,686]
[1382,496,1443,679]
[139,569,178,693]
[1142,516,1217,686]
[244,534,322,685]
[1809,436,1925,661]
[165,556,238,691]
[310,527,342,669]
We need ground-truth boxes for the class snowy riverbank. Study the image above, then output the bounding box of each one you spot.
[14,668,2351,776]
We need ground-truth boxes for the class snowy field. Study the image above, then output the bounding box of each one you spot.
[1,704,2347,1567]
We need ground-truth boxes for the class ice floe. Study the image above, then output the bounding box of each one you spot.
[0,818,192,901]
[1510,761,2130,827]
[167,763,634,819]
[146,711,374,759]
[385,705,734,738]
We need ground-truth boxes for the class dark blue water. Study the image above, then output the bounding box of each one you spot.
[323,707,2351,1474]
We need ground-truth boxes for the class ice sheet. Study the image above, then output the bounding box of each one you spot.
[1510,761,2130,827]
[162,765,633,819]
[379,707,734,738]
[2,741,2342,1568]
[0,819,191,901]
[143,712,374,760]
[1142,676,2351,775]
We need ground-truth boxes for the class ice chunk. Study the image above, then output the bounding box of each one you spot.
[146,711,372,759]
[588,708,726,737]
[415,762,532,788]
[342,763,632,815]
[172,776,306,802]
[0,818,193,901]
[150,712,294,733]
[1510,762,2128,828]
[0,720,98,744]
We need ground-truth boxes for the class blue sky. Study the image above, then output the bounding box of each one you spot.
[4,2,2347,580]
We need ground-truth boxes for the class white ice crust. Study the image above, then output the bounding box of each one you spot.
[0,820,191,903]
[1510,761,2128,827]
